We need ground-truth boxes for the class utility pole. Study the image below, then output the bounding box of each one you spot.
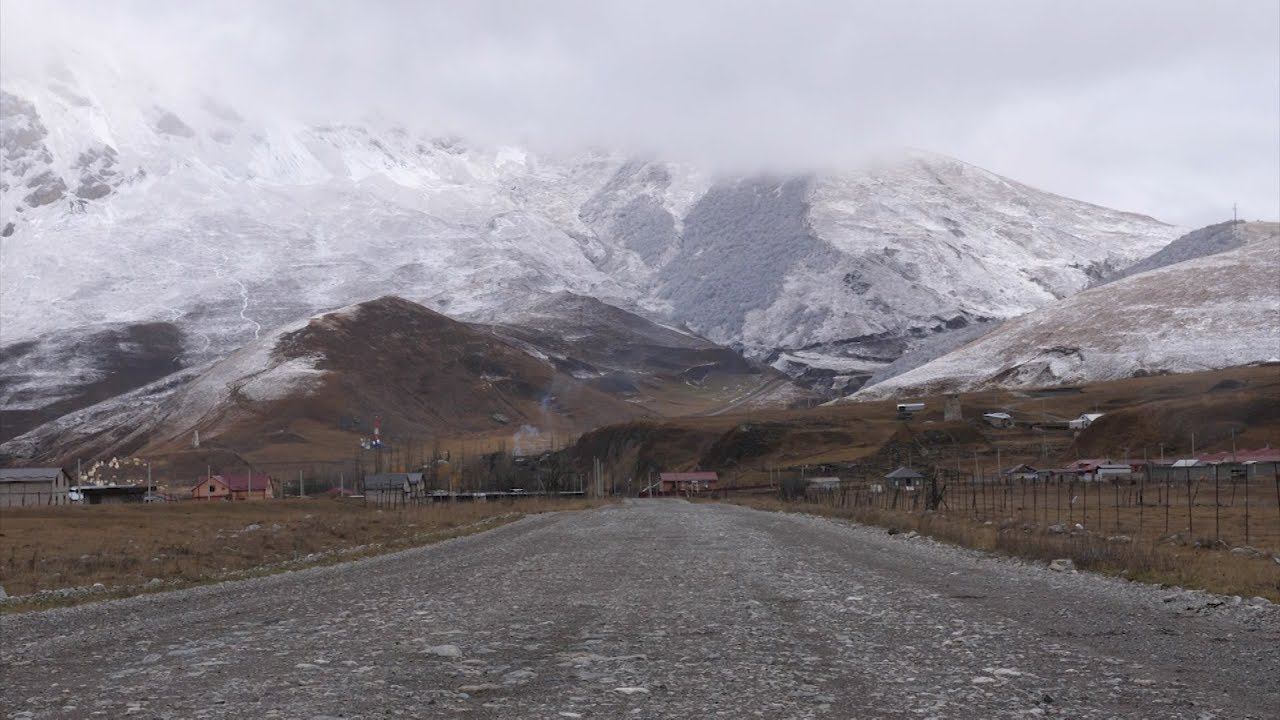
[299,469,305,498]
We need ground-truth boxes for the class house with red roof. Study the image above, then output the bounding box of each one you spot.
[191,473,275,501]
[1046,459,1132,482]
[658,472,718,495]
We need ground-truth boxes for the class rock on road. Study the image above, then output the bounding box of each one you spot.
[2,501,1277,719]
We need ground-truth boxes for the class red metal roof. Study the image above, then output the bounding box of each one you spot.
[1196,448,1280,464]
[659,472,718,482]
[199,473,272,492]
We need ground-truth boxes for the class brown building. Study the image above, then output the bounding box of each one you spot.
[0,467,71,507]
[191,473,274,501]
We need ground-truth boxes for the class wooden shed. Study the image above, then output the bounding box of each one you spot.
[363,473,424,507]
[0,467,71,507]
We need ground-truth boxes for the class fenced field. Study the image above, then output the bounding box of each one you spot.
[796,471,1280,553]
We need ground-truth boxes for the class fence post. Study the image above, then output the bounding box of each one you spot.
[1067,478,1073,526]
[1214,464,1220,543]
[1162,471,1168,535]
[1137,471,1144,542]
[1243,464,1250,547]
[1113,478,1119,534]
[1186,467,1193,538]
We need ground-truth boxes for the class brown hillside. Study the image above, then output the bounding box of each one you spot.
[144,296,652,462]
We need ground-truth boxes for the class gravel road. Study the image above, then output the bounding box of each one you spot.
[3,500,1277,719]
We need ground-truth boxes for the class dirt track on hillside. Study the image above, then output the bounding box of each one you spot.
[2,501,1277,719]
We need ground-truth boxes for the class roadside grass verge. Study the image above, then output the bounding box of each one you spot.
[720,496,1280,601]
[0,497,606,612]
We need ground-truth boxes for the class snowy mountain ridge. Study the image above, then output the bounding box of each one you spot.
[1,55,1182,442]
[852,223,1280,399]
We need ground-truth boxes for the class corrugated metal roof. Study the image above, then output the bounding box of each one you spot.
[0,467,67,482]
[884,466,923,479]
[364,473,421,490]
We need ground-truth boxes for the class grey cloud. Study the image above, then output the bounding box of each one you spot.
[1,0,1276,226]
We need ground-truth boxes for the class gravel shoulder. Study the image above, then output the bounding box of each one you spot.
[2,500,1276,719]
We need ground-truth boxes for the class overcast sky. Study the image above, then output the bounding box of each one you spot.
[3,0,1277,227]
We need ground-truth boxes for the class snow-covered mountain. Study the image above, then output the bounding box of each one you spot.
[1098,220,1277,285]
[1,56,1181,442]
[853,223,1280,399]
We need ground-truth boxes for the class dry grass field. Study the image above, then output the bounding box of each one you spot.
[726,496,1280,601]
[0,497,604,606]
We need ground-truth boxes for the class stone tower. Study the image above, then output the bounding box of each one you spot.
[944,394,962,422]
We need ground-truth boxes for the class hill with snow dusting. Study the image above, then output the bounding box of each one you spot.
[1,54,1182,446]
[853,223,1280,399]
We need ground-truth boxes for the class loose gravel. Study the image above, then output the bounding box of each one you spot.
[2,500,1276,719]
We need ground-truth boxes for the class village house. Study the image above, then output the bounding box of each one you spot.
[0,467,71,507]
[658,472,718,495]
[1068,413,1105,430]
[1148,449,1280,483]
[191,473,275,501]
[1001,464,1039,481]
[884,466,924,490]
[1048,458,1133,482]
[1200,448,1280,481]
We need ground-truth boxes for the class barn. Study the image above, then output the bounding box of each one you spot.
[0,467,71,507]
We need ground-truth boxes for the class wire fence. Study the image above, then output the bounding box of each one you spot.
[795,470,1280,553]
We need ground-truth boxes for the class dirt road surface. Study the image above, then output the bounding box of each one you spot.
[3,501,1277,719]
